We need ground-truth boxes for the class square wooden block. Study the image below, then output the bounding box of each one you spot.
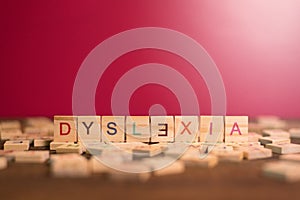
[77,116,101,142]
[225,116,248,143]
[126,116,150,143]
[4,140,30,151]
[102,116,125,143]
[150,116,174,143]
[199,116,224,143]
[54,116,77,142]
[174,116,199,142]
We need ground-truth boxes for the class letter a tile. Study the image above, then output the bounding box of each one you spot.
[225,116,248,143]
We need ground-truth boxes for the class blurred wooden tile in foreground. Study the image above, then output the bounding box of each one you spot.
[13,151,49,163]
[51,154,90,178]
[262,161,300,182]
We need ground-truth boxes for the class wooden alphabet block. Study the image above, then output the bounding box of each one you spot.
[132,144,165,157]
[77,116,101,142]
[34,136,53,147]
[102,116,125,143]
[0,129,23,140]
[262,161,300,182]
[54,116,77,142]
[289,128,300,138]
[150,116,174,142]
[212,150,243,162]
[56,143,83,154]
[225,116,248,143]
[266,143,300,154]
[174,116,199,142]
[51,154,90,177]
[50,141,70,150]
[248,132,262,142]
[0,120,21,130]
[259,136,290,146]
[13,151,49,163]
[180,153,218,168]
[126,116,150,143]
[199,116,224,143]
[243,146,272,160]
[4,140,30,151]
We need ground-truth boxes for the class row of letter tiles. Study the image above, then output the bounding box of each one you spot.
[54,116,248,143]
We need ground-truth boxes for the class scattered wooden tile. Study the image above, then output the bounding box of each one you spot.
[0,157,8,170]
[77,116,101,142]
[199,116,224,143]
[266,143,300,154]
[225,116,248,143]
[4,140,30,151]
[51,154,90,177]
[201,143,233,155]
[289,128,300,138]
[13,151,49,163]
[102,116,125,143]
[212,150,243,162]
[262,161,300,182]
[132,144,165,157]
[243,147,272,160]
[54,116,77,142]
[34,136,53,147]
[56,143,83,154]
[180,151,218,168]
[248,132,262,142]
[23,127,42,135]
[125,116,150,143]
[50,141,70,150]
[154,160,185,176]
[24,117,52,126]
[0,129,23,140]
[150,116,174,142]
[0,120,21,130]
[262,129,290,138]
[259,136,291,146]
[85,141,116,155]
[174,116,199,142]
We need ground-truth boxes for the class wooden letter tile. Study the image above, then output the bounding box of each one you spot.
[54,116,77,142]
[150,116,174,143]
[126,116,150,143]
[225,116,248,143]
[266,143,300,154]
[102,116,125,143]
[199,116,224,143]
[77,116,101,142]
[174,116,199,142]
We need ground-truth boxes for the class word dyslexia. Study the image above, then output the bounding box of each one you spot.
[54,116,248,143]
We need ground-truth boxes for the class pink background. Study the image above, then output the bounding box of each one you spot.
[1,0,300,118]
